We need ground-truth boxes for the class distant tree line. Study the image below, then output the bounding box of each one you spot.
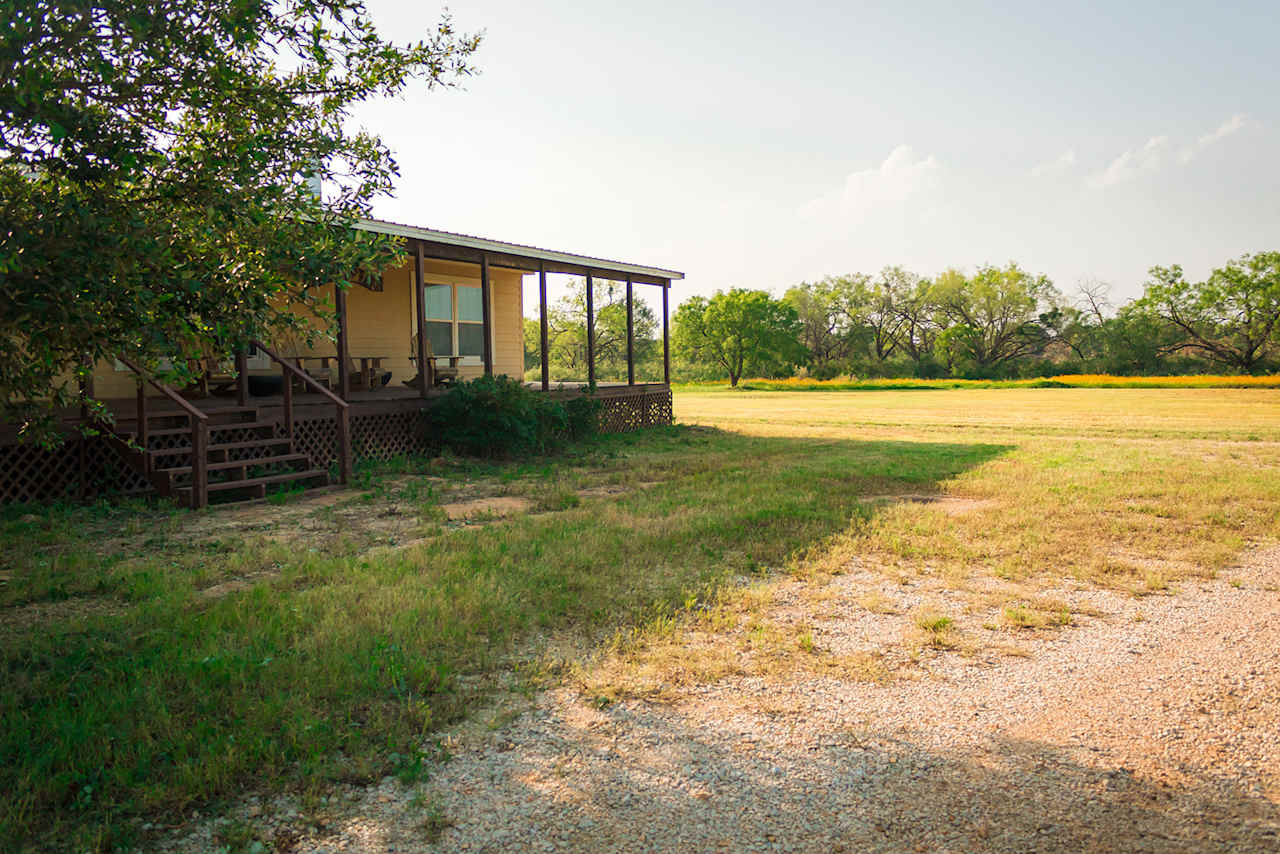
[525,252,1279,385]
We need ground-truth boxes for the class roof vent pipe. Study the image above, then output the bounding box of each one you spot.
[303,160,323,201]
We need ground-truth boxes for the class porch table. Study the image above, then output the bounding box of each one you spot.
[353,356,388,391]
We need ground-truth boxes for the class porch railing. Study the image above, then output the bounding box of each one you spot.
[114,355,210,508]
[250,339,352,484]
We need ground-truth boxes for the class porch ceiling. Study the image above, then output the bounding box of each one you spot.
[357,217,683,286]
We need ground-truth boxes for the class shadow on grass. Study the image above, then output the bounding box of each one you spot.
[0,425,1011,850]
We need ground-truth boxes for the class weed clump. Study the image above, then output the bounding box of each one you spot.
[916,613,956,647]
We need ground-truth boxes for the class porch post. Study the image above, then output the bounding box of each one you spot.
[539,261,550,392]
[79,354,93,421]
[336,406,352,485]
[191,418,208,509]
[414,241,430,397]
[335,281,350,399]
[136,379,149,463]
[480,253,494,376]
[625,274,635,385]
[235,347,248,406]
[78,355,92,500]
[662,279,671,385]
[585,272,596,387]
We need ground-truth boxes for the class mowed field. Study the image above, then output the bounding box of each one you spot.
[3,387,1280,851]
[677,387,1280,588]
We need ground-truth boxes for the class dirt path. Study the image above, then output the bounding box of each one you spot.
[174,549,1280,853]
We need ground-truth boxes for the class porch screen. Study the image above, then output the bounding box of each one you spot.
[423,283,484,358]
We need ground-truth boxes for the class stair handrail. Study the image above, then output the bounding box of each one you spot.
[248,340,349,408]
[249,339,352,485]
[115,356,210,423]
[115,355,209,509]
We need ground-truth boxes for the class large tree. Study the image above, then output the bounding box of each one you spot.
[1135,253,1280,372]
[783,274,867,377]
[1055,280,1183,374]
[784,268,926,376]
[673,288,802,387]
[930,263,1060,372]
[888,271,942,372]
[863,266,924,365]
[0,0,480,438]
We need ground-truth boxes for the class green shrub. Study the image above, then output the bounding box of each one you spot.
[424,376,601,457]
[564,394,604,440]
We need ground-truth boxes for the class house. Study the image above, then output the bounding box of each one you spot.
[0,219,683,507]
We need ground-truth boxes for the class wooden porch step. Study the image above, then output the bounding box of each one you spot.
[144,405,259,424]
[157,453,311,478]
[208,437,293,453]
[174,469,329,504]
[123,420,278,440]
[204,469,327,492]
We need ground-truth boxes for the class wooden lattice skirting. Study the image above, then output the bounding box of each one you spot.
[0,435,151,505]
[597,388,674,434]
[0,387,673,505]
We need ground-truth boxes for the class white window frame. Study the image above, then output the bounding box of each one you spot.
[420,276,489,367]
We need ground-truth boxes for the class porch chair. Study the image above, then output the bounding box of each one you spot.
[300,362,334,392]
[272,332,334,393]
[181,354,236,398]
[278,356,333,393]
[404,333,461,390]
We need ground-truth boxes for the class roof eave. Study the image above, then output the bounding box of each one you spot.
[355,218,684,282]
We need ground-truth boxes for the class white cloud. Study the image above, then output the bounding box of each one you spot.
[1031,149,1076,177]
[1089,114,1250,189]
[1089,135,1170,189]
[1179,113,1248,163]
[801,144,940,220]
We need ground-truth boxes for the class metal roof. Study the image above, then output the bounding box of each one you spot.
[357,217,684,281]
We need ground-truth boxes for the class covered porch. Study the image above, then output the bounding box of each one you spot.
[132,218,682,402]
[335,217,683,396]
[1,222,683,508]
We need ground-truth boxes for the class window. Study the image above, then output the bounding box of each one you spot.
[423,282,485,362]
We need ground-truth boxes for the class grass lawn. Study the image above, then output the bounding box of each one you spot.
[3,387,1280,850]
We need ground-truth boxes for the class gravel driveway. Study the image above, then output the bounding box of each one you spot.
[174,548,1280,853]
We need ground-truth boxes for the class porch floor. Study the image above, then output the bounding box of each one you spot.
[75,381,669,424]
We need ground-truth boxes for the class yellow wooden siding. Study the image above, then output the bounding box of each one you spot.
[92,360,140,400]
[493,270,524,379]
[86,256,525,397]
[338,262,415,386]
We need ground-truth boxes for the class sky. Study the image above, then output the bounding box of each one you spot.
[352,0,1279,314]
